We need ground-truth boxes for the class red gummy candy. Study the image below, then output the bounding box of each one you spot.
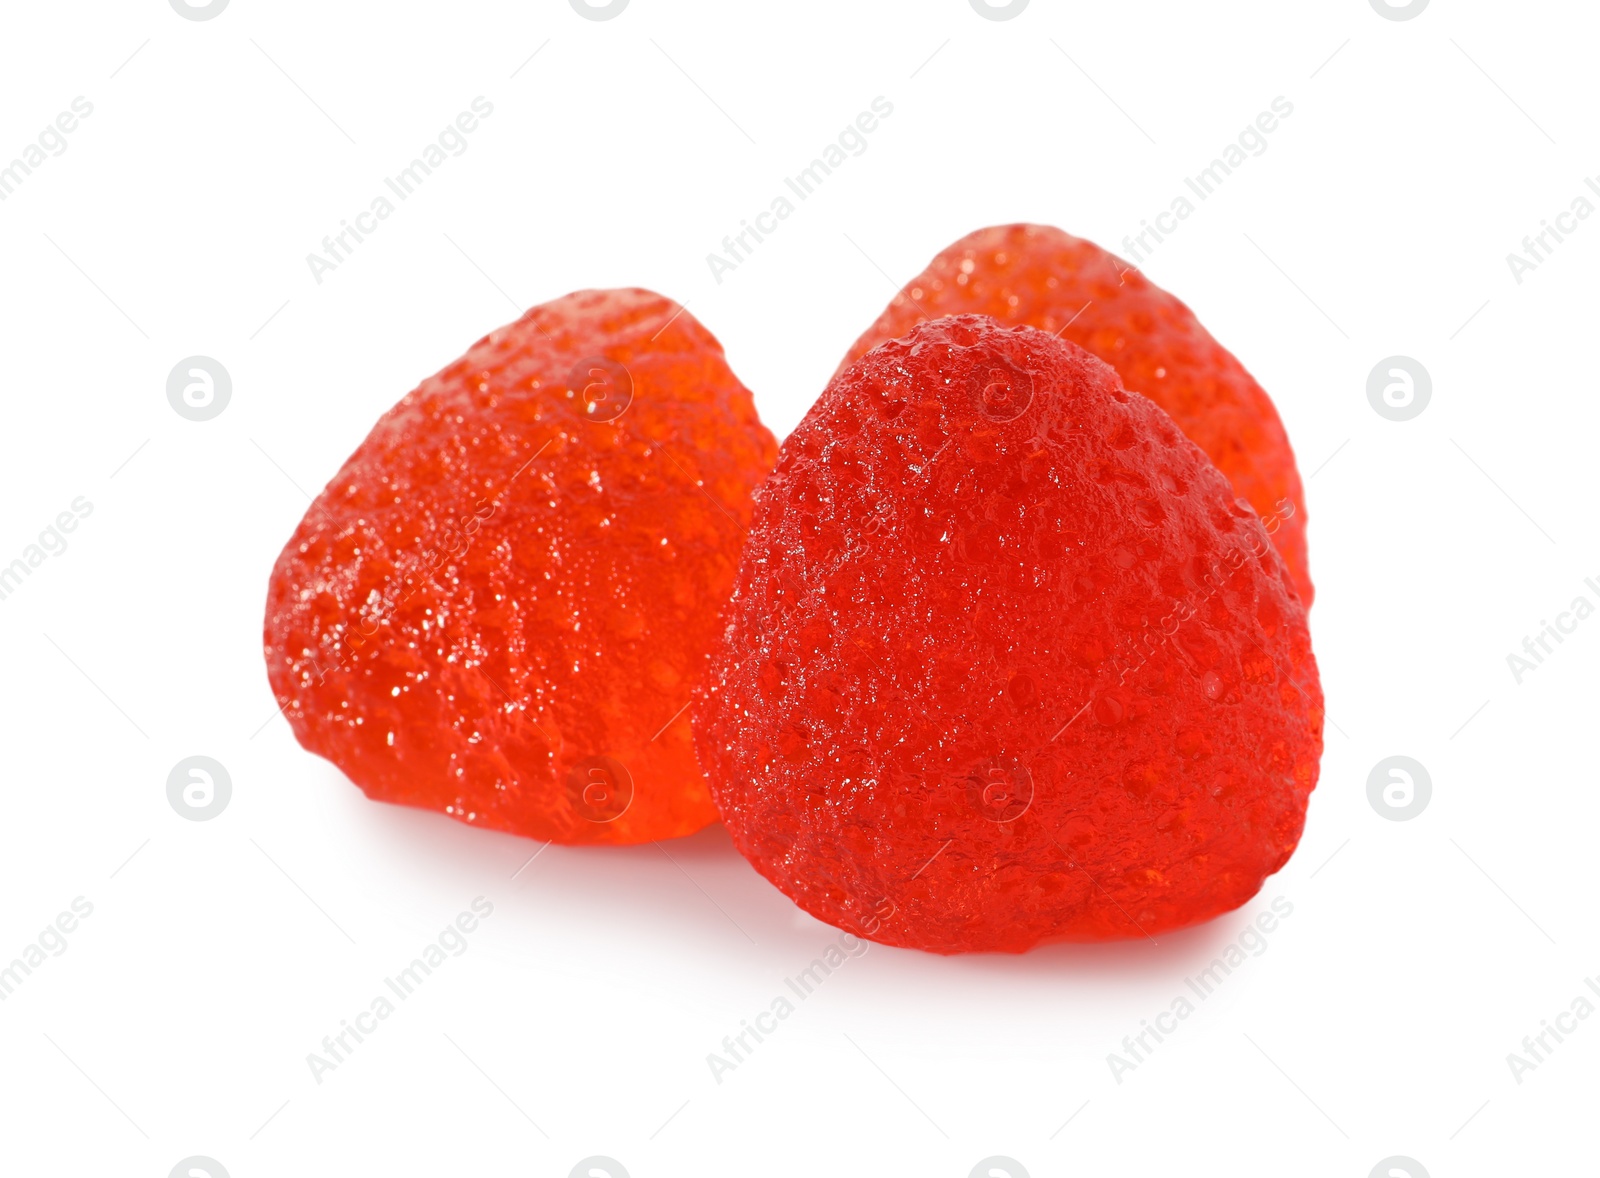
[697,315,1323,953]
[264,289,776,844]
[842,223,1313,604]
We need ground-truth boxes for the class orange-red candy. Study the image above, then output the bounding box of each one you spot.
[842,223,1313,604]
[263,289,776,844]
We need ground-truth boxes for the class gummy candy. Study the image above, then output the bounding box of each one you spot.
[264,289,776,844]
[697,315,1322,952]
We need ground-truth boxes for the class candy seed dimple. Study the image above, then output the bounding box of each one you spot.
[1133,498,1166,527]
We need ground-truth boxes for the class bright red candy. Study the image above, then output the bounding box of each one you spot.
[697,315,1322,953]
[264,289,776,844]
[842,223,1313,604]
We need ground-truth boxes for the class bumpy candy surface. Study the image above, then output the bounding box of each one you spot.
[842,223,1313,604]
[264,289,776,844]
[697,316,1322,953]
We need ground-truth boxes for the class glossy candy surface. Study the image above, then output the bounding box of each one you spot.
[265,289,776,844]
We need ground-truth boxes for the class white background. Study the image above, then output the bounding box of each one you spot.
[1,1,1595,1175]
